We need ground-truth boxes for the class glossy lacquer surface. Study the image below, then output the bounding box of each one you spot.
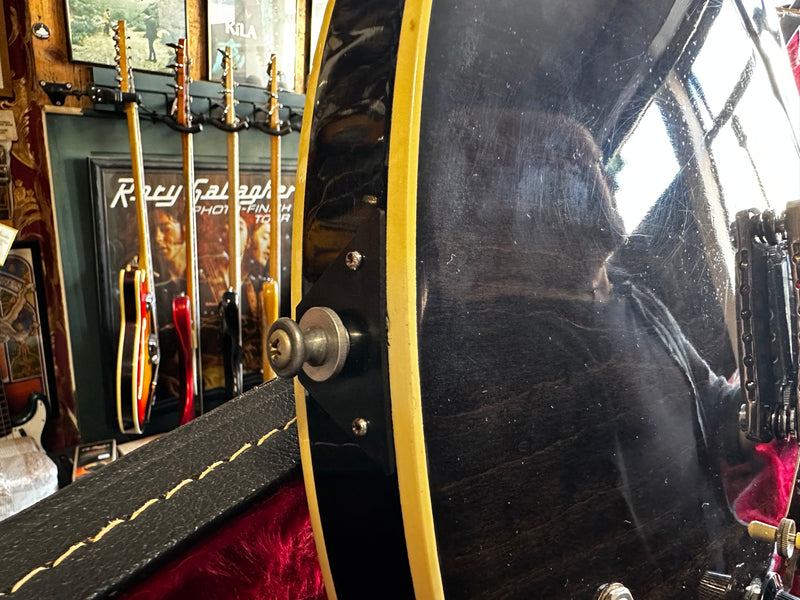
[299,0,414,596]
[415,0,799,598]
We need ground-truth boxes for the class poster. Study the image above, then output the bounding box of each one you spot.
[91,158,294,415]
[207,0,296,90]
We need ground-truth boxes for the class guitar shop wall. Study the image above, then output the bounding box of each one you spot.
[3,0,309,449]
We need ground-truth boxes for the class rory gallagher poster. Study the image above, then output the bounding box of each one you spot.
[90,157,295,417]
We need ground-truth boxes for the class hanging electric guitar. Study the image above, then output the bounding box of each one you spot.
[260,54,281,381]
[169,39,202,425]
[266,0,800,598]
[217,47,246,400]
[114,20,160,435]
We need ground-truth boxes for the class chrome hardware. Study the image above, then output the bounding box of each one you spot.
[351,418,369,436]
[596,582,633,600]
[345,251,363,271]
[267,307,350,382]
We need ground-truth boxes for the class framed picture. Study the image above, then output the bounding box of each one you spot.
[208,0,297,90]
[90,157,295,418]
[0,241,59,421]
[0,0,12,98]
[65,0,187,73]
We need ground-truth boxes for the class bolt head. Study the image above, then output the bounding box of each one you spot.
[352,418,369,437]
[345,251,363,271]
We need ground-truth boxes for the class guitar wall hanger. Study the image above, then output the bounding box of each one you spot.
[203,100,250,133]
[40,78,304,134]
[39,81,138,108]
[250,105,294,136]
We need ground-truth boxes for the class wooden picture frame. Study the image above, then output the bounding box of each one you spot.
[0,0,12,98]
[64,0,187,74]
[89,156,295,417]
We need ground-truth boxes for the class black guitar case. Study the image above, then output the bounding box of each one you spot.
[0,378,300,599]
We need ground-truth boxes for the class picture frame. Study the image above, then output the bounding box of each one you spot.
[89,156,295,418]
[0,241,59,421]
[0,0,12,98]
[207,0,297,90]
[64,0,187,74]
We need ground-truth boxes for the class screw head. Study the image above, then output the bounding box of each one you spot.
[352,418,369,436]
[268,328,293,370]
[345,251,363,271]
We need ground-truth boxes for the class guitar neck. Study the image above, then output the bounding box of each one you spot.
[183,132,201,328]
[227,130,241,294]
[268,54,281,287]
[222,48,241,296]
[125,101,154,278]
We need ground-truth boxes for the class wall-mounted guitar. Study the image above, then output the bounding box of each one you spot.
[210,47,247,400]
[168,38,202,425]
[260,53,282,381]
[114,20,160,435]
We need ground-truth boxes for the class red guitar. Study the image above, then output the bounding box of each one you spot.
[115,20,160,434]
[170,39,201,426]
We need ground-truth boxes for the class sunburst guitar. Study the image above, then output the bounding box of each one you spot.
[115,20,160,435]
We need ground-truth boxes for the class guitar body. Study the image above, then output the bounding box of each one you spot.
[292,0,800,598]
[1,394,47,452]
[172,294,194,425]
[220,290,243,399]
[117,265,158,434]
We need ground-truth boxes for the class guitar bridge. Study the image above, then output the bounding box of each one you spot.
[733,205,800,442]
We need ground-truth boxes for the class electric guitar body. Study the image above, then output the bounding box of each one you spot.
[172,294,194,425]
[114,20,160,435]
[287,0,800,598]
[118,265,157,432]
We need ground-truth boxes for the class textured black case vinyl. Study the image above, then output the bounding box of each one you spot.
[0,377,300,600]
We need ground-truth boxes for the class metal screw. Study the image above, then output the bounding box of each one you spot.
[352,418,369,437]
[268,328,293,370]
[595,583,633,600]
[345,251,363,271]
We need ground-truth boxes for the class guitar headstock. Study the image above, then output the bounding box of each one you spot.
[170,39,192,128]
[219,46,238,128]
[113,20,134,95]
[267,54,282,128]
